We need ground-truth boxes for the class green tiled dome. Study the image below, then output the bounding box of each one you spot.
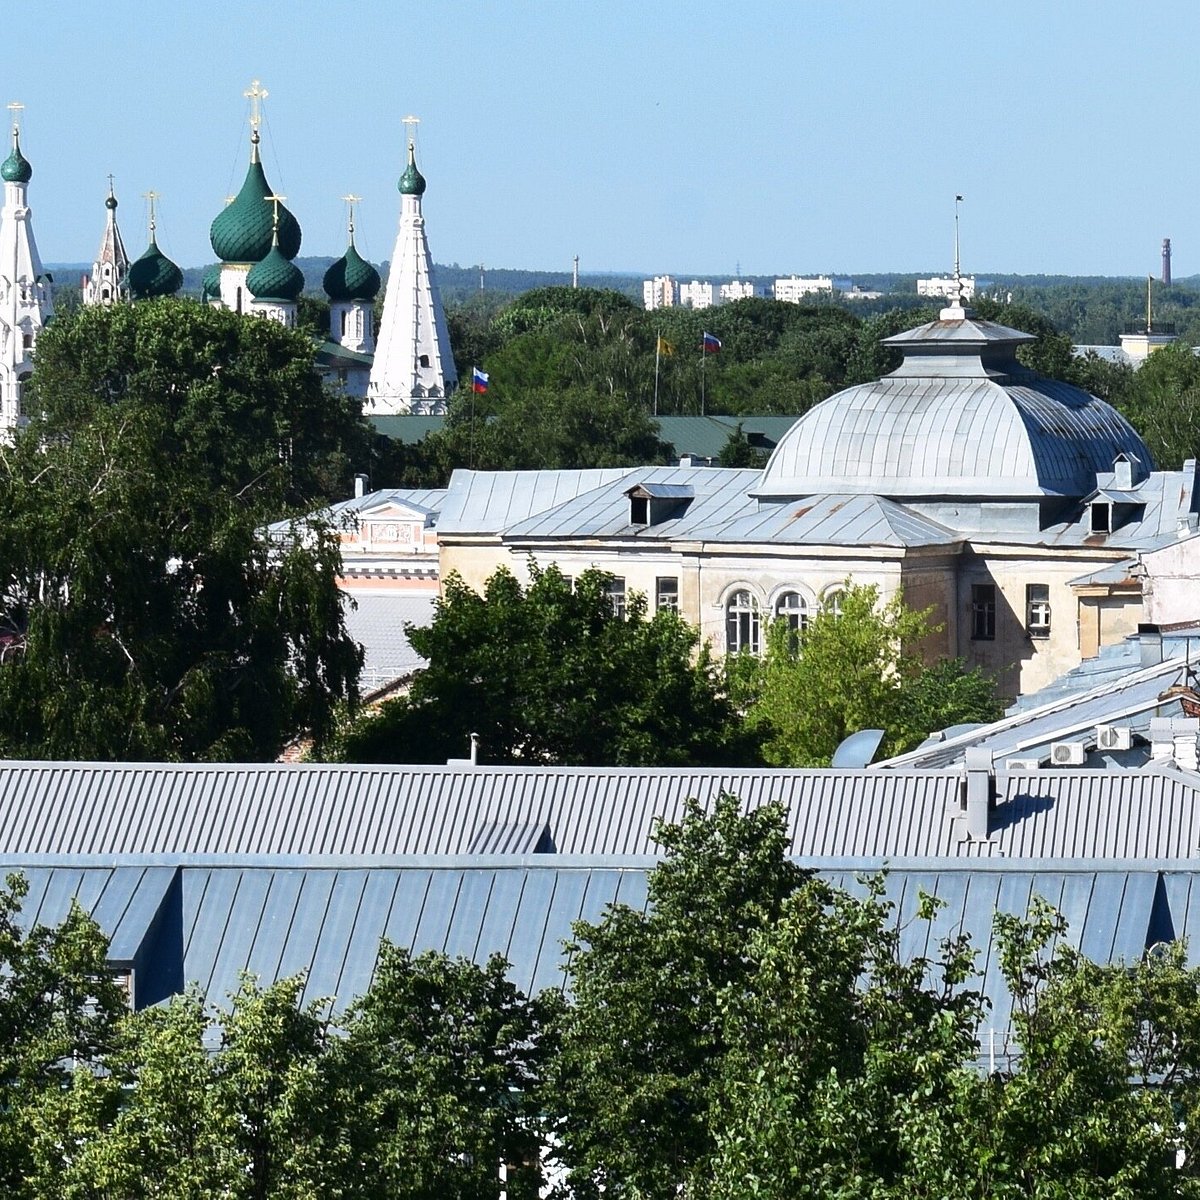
[201,263,222,300]
[1,131,32,184]
[128,238,183,300]
[246,242,304,302]
[210,154,301,264]
[398,143,426,196]
[323,241,380,302]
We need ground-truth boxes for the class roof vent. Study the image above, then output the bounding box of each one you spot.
[961,747,994,840]
[1050,740,1087,766]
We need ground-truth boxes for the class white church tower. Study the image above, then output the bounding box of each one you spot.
[0,106,53,431]
[367,130,457,415]
[82,179,129,307]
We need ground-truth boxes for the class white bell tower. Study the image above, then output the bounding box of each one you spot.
[82,177,129,307]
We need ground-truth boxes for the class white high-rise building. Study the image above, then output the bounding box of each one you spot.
[773,275,833,303]
[679,280,715,310]
[720,280,757,302]
[82,180,129,307]
[642,275,678,310]
[918,275,976,300]
[0,115,53,431]
[367,139,457,416]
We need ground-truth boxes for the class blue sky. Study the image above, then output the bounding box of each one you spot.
[10,2,1198,277]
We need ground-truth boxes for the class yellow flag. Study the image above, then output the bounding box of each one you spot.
[657,336,675,357]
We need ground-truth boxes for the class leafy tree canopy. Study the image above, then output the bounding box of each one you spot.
[332,562,752,766]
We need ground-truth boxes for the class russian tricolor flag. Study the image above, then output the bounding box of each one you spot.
[701,332,721,353]
[472,367,489,394]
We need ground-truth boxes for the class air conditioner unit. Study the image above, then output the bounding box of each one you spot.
[1095,724,1133,751]
[1050,740,1088,766]
[1005,757,1042,771]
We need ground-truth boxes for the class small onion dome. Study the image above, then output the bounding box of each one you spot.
[128,237,183,300]
[201,263,222,301]
[398,142,426,196]
[2,130,32,184]
[323,241,380,302]
[105,191,118,211]
[246,241,304,303]
[210,153,301,264]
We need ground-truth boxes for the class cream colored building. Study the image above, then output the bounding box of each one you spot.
[433,299,1200,699]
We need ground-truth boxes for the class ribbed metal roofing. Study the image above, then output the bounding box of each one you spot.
[341,593,433,692]
[5,761,1200,863]
[438,470,631,535]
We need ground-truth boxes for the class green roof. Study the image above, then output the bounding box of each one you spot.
[398,143,426,196]
[1,131,31,184]
[246,242,304,302]
[323,241,381,302]
[210,152,301,264]
[201,263,221,300]
[128,238,183,300]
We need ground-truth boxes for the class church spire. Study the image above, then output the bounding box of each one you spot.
[82,176,130,306]
[367,122,457,415]
[0,102,53,431]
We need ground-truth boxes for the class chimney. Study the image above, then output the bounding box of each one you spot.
[1174,718,1199,772]
[1150,717,1174,762]
[354,472,369,499]
[962,747,995,840]
[1139,623,1163,667]
[1163,237,1172,287]
[1113,454,1133,490]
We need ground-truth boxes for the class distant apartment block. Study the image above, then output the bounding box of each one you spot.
[917,275,976,300]
[679,280,716,310]
[720,280,758,302]
[773,275,833,303]
[643,275,679,310]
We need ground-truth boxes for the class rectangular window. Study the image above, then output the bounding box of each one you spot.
[1026,583,1051,638]
[971,583,996,641]
[1091,502,1111,534]
[656,577,679,612]
[605,576,626,619]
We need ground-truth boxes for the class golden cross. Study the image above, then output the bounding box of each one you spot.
[342,193,362,236]
[6,101,23,138]
[264,192,286,232]
[106,172,114,192]
[244,79,268,132]
[143,190,159,235]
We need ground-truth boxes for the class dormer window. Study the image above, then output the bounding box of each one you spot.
[1091,501,1111,534]
[625,483,694,527]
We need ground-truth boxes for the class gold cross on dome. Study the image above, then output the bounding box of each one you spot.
[143,190,159,235]
[342,193,362,235]
[264,193,286,232]
[6,101,23,137]
[244,79,268,132]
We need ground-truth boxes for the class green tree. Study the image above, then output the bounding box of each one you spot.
[0,402,361,760]
[1120,339,1200,469]
[743,582,1000,765]
[330,946,557,1200]
[334,563,752,766]
[549,795,809,1200]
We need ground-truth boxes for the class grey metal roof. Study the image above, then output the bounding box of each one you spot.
[269,488,448,538]
[437,469,632,536]
[7,760,1200,863]
[341,593,434,692]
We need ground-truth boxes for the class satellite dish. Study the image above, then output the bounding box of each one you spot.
[831,728,886,769]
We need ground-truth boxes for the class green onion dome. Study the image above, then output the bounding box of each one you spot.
[210,145,301,264]
[128,237,183,300]
[1,130,32,184]
[246,241,304,303]
[323,240,380,302]
[105,191,118,211]
[398,142,426,196]
[201,263,222,301]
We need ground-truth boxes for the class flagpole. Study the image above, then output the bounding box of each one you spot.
[700,338,706,417]
[654,332,661,418]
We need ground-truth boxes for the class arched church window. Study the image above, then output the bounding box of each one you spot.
[774,591,809,633]
[725,589,761,655]
[822,588,844,619]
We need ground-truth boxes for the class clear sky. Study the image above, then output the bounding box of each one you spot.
[9,1,1198,278]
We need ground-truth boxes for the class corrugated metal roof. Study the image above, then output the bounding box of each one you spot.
[438,470,632,535]
[341,593,434,691]
[5,761,1200,863]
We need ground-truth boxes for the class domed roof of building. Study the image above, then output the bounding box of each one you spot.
[398,141,426,196]
[201,263,222,301]
[246,239,304,302]
[210,137,302,264]
[323,239,380,302]
[756,301,1152,502]
[1,129,32,184]
[128,236,183,300]
[105,191,118,211]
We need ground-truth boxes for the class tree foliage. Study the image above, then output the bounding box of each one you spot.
[333,562,751,766]
[742,582,1002,766]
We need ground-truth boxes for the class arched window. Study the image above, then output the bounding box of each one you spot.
[822,588,844,619]
[774,591,809,633]
[725,589,761,655]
